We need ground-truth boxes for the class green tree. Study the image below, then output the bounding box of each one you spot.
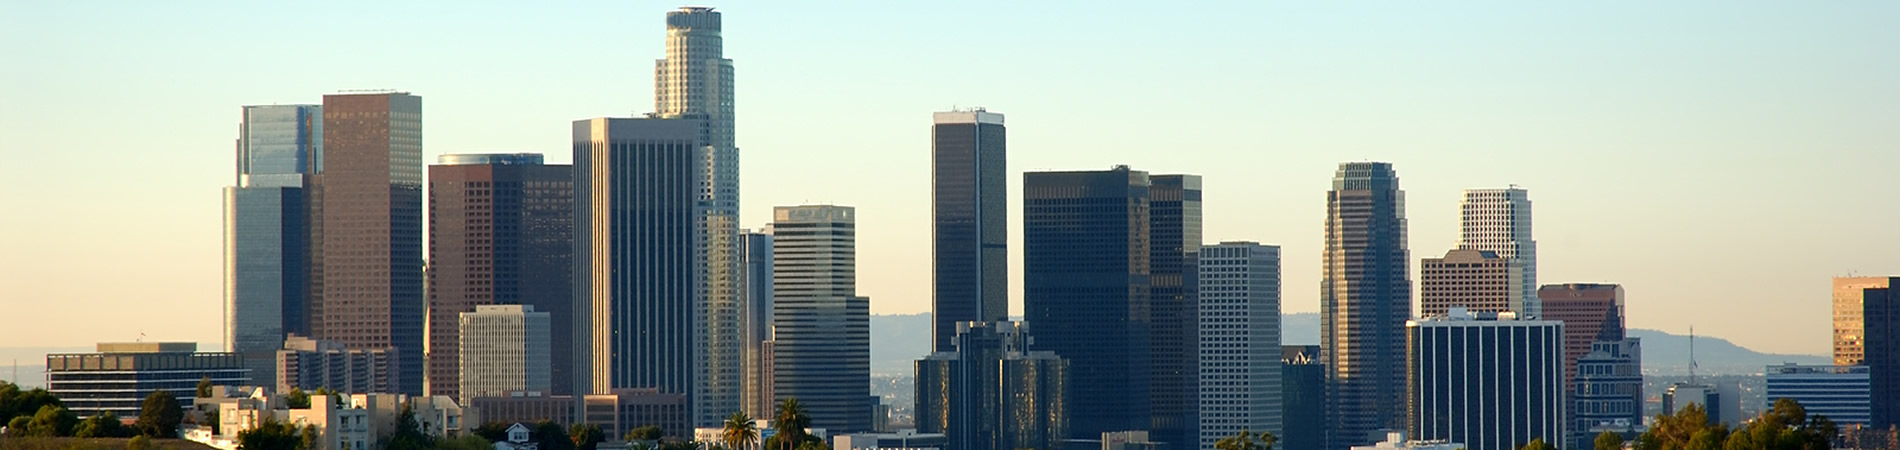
[285,388,312,409]
[205,408,221,435]
[474,421,512,442]
[627,425,665,442]
[136,390,183,438]
[26,404,79,437]
[300,424,322,450]
[197,376,214,398]
[793,441,827,450]
[0,382,63,425]
[1519,438,1557,450]
[1595,430,1625,450]
[237,417,304,450]
[127,434,156,450]
[661,440,706,450]
[385,405,436,450]
[76,412,132,438]
[442,435,497,450]
[535,420,577,450]
[766,398,820,450]
[723,411,760,450]
[571,423,607,450]
[312,387,344,407]
[5,416,29,437]
[1215,429,1277,450]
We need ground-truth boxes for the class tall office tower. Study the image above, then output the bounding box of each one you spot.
[1419,249,1525,317]
[1320,162,1411,449]
[771,205,872,432]
[1150,175,1203,449]
[740,229,775,418]
[225,104,322,390]
[428,153,574,399]
[915,321,1069,450]
[1572,338,1642,448]
[1024,166,1152,439]
[458,305,551,404]
[1834,277,1900,427]
[1538,283,1632,443]
[1198,243,1282,450]
[1458,188,1537,317]
[573,117,706,401]
[1280,346,1326,450]
[1406,311,1565,450]
[930,109,1008,353]
[317,92,424,395]
[654,6,742,425]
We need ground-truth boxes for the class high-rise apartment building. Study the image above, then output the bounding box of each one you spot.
[1281,346,1327,450]
[930,109,1008,354]
[458,305,551,404]
[1024,166,1152,439]
[1406,311,1565,450]
[1150,175,1203,449]
[1833,276,1900,427]
[1321,162,1411,449]
[277,334,398,395]
[1198,242,1282,450]
[771,205,872,432]
[654,6,742,425]
[226,104,322,388]
[915,321,1069,450]
[1419,249,1524,317]
[741,229,775,418]
[316,91,424,395]
[1538,283,1635,444]
[1458,188,1537,317]
[427,153,573,399]
[572,116,705,400]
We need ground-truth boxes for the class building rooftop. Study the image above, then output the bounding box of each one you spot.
[95,342,197,353]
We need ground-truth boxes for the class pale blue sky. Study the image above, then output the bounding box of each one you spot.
[2,1,1895,355]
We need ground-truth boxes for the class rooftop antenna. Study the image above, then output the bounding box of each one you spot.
[1688,325,1697,384]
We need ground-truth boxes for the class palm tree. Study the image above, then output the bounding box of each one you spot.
[773,399,811,450]
[722,412,759,450]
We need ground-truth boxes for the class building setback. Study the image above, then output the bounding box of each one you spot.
[1198,242,1282,450]
[1418,249,1524,317]
[915,321,1069,450]
[1149,175,1203,449]
[48,343,248,417]
[741,229,775,418]
[572,117,705,400]
[1457,188,1537,317]
[459,305,551,404]
[1406,312,1565,450]
[278,334,398,395]
[1024,166,1151,440]
[930,109,1009,354]
[771,205,872,432]
[225,104,322,389]
[316,91,425,395]
[1833,276,1900,427]
[427,153,573,399]
[1321,162,1411,449]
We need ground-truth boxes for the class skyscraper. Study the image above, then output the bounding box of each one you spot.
[771,205,871,432]
[1419,248,1525,317]
[428,153,573,399]
[654,6,742,425]
[1834,276,1900,427]
[915,321,1069,450]
[931,109,1008,354]
[1406,311,1565,450]
[1198,242,1282,450]
[1538,282,1634,443]
[1024,166,1151,439]
[1458,188,1536,317]
[458,305,551,404]
[1150,175,1203,449]
[1281,346,1327,450]
[318,91,424,395]
[572,116,705,400]
[1320,162,1410,449]
[741,229,775,418]
[1573,338,1643,448]
[225,104,321,389]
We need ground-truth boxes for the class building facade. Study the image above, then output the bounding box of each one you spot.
[742,229,775,418]
[427,153,573,399]
[316,91,425,395]
[1457,188,1537,317]
[654,6,743,426]
[572,117,705,402]
[277,334,399,395]
[225,103,322,389]
[914,321,1068,450]
[1150,175,1204,449]
[47,343,248,417]
[470,391,579,428]
[458,305,551,404]
[583,389,692,442]
[1418,249,1524,317]
[1764,364,1870,426]
[1198,242,1282,450]
[930,109,1009,354]
[1406,312,1565,450]
[1833,276,1899,427]
[1023,166,1152,440]
[1282,346,1327,450]
[1322,162,1412,449]
[771,205,872,432]
[1573,338,1643,448]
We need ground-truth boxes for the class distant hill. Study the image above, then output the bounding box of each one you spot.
[871,313,933,375]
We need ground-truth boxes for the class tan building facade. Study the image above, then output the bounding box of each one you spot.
[1420,248,1525,318]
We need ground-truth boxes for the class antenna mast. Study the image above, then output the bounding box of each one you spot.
[1688,326,1697,384]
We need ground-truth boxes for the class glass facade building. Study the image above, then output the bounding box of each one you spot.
[225,104,321,390]
[1023,166,1151,440]
[1764,364,1870,426]
[771,205,872,432]
[316,92,425,395]
[1321,162,1411,450]
[915,321,1068,450]
[1198,242,1281,450]
[1833,276,1900,427]
[1406,313,1565,450]
[1149,175,1203,449]
[742,230,775,418]
[1281,346,1327,450]
[930,110,1008,354]
[47,343,248,418]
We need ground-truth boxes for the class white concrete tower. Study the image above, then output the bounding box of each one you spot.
[1197,242,1282,450]
[1458,187,1537,317]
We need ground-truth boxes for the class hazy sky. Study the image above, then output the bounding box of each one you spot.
[2,1,1895,356]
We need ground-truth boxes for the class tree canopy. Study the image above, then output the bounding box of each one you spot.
[237,417,307,450]
[1636,399,1835,450]
[137,390,183,438]
[1596,430,1626,450]
[571,423,606,450]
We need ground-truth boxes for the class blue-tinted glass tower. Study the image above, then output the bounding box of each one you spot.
[224,104,322,388]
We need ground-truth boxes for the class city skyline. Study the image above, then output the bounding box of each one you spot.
[4,1,1899,356]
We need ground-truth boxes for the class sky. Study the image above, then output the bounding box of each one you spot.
[1,1,1896,356]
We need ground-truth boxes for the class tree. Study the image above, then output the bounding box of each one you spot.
[535,420,577,450]
[26,404,78,437]
[300,424,322,450]
[627,425,665,442]
[1520,438,1557,450]
[0,382,62,425]
[385,405,436,450]
[767,398,818,450]
[441,435,497,450]
[197,376,214,398]
[206,408,221,435]
[127,435,156,450]
[137,390,183,438]
[1215,429,1277,450]
[285,388,312,409]
[474,421,512,442]
[723,411,760,450]
[5,415,30,437]
[793,441,827,450]
[660,440,706,450]
[76,412,132,438]
[571,423,607,450]
[1595,430,1625,450]
[237,418,304,450]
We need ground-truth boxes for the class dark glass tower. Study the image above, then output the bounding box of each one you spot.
[1320,162,1410,449]
[931,109,1008,353]
[1149,175,1202,449]
[770,205,871,432]
[427,153,573,399]
[915,321,1068,450]
[1282,346,1327,450]
[572,117,705,399]
[1024,166,1151,439]
[318,92,424,395]
[225,104,321,389]
[741,230,774,418]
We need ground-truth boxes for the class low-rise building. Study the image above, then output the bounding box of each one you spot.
[278,334,399,394]
[46,342,248,417]
[1765,364,1870,426]
[470,391,578,429]
[1352,432,1465,450]
[832,430,948,450]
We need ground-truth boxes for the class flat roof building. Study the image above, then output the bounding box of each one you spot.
[47,342,248,417]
